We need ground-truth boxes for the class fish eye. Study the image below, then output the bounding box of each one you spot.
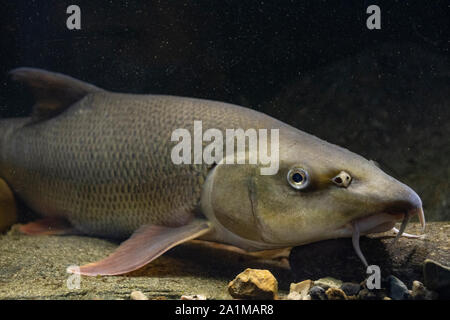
[332,171,352,188]
[287,168,310,190]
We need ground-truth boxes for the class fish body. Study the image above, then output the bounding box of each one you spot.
[0,92,283,239]
[0,68,425,275]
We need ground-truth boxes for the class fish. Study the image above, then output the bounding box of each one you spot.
[0,67,425,275]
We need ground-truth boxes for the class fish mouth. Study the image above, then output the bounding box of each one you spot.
[340,207,425,267]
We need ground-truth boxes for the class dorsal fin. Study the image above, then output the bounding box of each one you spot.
[9,67,104,122]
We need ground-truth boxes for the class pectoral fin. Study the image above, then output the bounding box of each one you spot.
[68,219,212,276]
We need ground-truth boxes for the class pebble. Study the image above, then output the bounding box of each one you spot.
[181,294,207,300]
[325,287,348,300]
[130,291,148,300]
[228,268,278,300]
[314,277,342,290]
[423,259,450,294]
[357,288,378,300]
[387,275,410,300]
[309,286,327,300]
[288,279,313,300]
[287,291,311,300]
[410,280,438,300]
[340,282,361,296]
[286,291,301,300]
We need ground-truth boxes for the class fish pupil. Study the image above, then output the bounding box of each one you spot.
[292,173,303,183]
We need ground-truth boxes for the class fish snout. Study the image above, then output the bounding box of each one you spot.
[350,180,425,268]
[383,182,425,232]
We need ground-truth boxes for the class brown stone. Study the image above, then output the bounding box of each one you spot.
[228,268,278,300]
[325,287,348,300]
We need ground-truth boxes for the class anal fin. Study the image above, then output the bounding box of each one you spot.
[68,219,212,276]
[19,217,78,235]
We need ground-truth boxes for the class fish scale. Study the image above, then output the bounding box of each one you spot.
[0,91,275,239]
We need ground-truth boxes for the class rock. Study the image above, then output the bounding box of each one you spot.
[288,279,313,300]
[289,222,449,284]
[325,287,348,300]
[228,268,278,300]
[309,286,327,300]
[286,291,301,300]
[357,288,378,300]
[357,280,388,300]
[302,294,312,301]
[410,280,438,300]
[130,291,148,300]
[287,291,302,300]
[314,277,342,290]
[181,294,207,300]
[423,259,450,296]
[388,276,410,300]
[340,282,361,296]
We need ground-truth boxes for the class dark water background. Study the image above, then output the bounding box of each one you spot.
[0,1,448,220]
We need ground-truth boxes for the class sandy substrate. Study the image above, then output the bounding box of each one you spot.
[0,225,293,300]
[0,222,448,299]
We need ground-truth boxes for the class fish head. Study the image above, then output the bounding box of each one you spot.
[201,125,425,260]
